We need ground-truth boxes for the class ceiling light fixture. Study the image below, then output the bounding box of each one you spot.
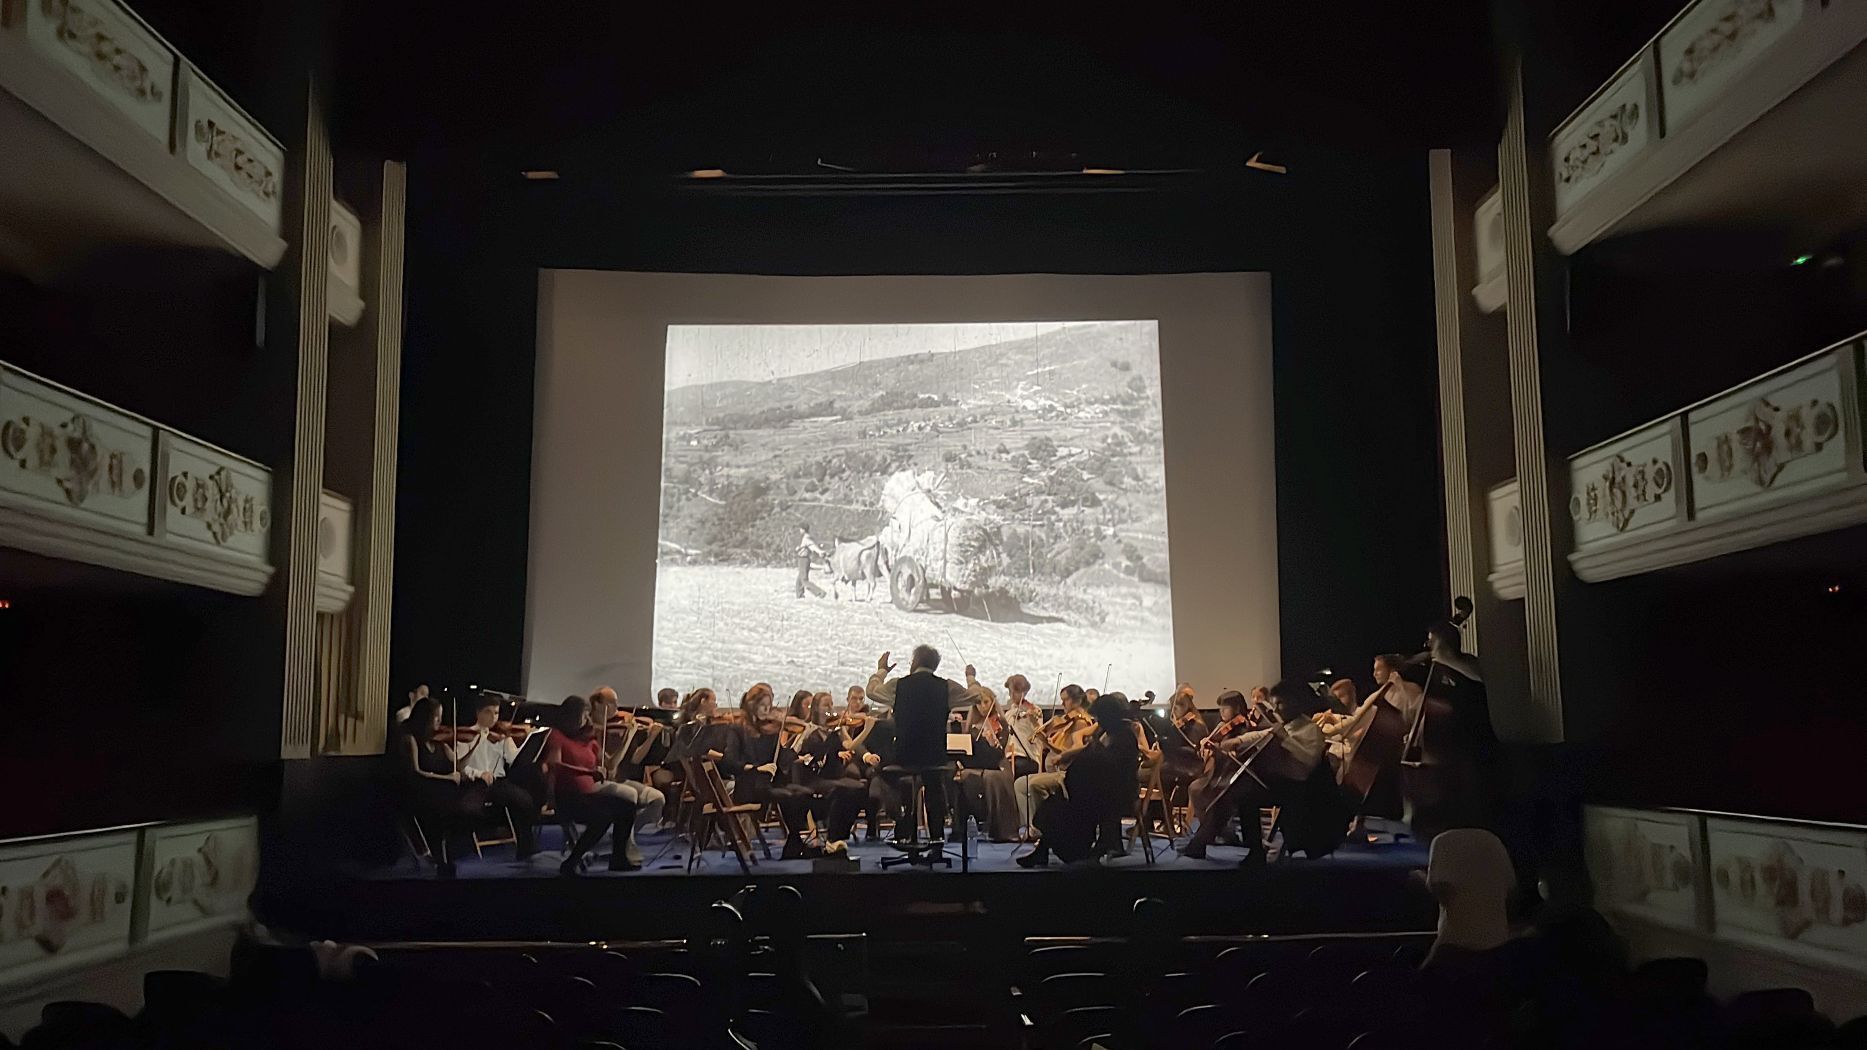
[520,170,559,180]
[688,168,727,179]
[1245,151,1288,174]
[1081,167,1124,175]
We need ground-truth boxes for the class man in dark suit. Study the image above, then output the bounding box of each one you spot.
[865,646,976,842]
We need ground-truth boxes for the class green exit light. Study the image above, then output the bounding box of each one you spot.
[1793,254,1815,266]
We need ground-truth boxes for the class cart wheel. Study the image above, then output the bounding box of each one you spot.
[890,557,927,612]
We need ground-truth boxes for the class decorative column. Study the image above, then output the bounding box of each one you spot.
[278,84,333,759]
[1427,148,1485,653]
[1496,58,1570,744]
[319,160,407,755]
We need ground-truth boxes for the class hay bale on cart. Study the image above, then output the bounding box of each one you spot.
[878,470,1002,615]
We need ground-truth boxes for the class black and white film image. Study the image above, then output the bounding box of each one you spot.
[652,321,1176,700]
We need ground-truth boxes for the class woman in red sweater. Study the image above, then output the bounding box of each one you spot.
[543,695,641,874]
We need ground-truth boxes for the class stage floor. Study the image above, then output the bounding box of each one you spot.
[372,820,1429,880]
[261,821,1437,943]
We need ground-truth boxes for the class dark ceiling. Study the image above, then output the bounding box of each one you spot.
[326,3,1506,176]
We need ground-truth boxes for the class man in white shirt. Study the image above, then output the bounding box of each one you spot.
[1183,680,1337,867]
[795,523,827,598]
[451,692,538,859]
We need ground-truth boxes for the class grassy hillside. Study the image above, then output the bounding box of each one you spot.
[656,321,1173,609]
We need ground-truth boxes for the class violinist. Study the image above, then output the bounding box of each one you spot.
[737,711,820,859]
[588,688,666,867]
[786,690,868,850]
[591,686,665,783]
[829,689,889,841]
[650,688,739,797]
[968,673,1045,843]
[542,695,641,874]
[1012,684,1095,836]
[450,692,540,861]
[1245,685,1272,727]
[395,696,484,877]
[1186,689,1255,846]
[656,686,681,711]
[949,668,1009,842]
[1158,685,1208,787]
[1183,681,1338,867]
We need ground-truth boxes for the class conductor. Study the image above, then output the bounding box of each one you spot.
[866,646,976,842]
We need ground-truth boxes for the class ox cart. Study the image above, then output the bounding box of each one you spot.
[878,471,1002,615]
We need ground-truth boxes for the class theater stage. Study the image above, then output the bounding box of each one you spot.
[264,822,1437,944]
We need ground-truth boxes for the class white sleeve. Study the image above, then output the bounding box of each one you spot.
[866,670,897,709]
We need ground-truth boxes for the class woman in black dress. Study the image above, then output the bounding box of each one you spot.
[396,696,486,877]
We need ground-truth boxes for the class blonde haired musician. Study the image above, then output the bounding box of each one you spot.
[1012,683,1096,835]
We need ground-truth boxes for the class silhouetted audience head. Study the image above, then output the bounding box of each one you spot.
[1425,828,1516,961]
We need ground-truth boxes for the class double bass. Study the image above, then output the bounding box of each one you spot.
[1393,597,1490,838]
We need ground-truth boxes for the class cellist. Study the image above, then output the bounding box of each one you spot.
[1183,681,1336,866]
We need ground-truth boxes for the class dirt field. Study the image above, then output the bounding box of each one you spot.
[651,564,1176,703]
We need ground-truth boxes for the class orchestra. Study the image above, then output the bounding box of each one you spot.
[396,601,1496,875]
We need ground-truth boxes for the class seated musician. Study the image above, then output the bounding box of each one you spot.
[737,711,821,859]
[859,714,902,840]
[1157,685,1208,787]
[1184,681,1344,867]
[828,691,891,841]
[588,687,667,867]
[1017,695,1139,868]
[950,669,1009,842]
[650,687,740,797]
[785,691,867,851]
[1185,688,1253,848]
[957,673,1041,843]
[541,695,642,874]
[1315,653,1408,733]
[1320,653,1421,759]
[450,691,540,861]
[1099,693,1159,858]
[1014,684,1096,838]
[1327,677,1359,716]
[655,686,681,711]
[395,696,486,877]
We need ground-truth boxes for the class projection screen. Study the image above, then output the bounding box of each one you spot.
[527,272,1276,708]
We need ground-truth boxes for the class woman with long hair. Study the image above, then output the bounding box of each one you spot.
[396,696,487,877]
[543,695,641,874]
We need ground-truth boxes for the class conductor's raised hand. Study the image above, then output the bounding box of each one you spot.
[877,651,895,673]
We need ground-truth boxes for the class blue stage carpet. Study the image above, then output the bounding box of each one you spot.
[371,821,1429,880]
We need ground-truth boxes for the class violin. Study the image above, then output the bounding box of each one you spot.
[431,719,533,746]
